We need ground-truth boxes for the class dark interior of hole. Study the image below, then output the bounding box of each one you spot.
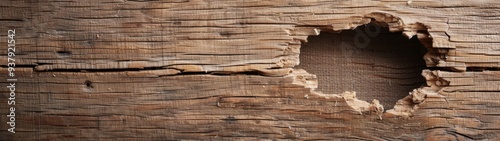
[296,23,427,109]
[84,80,93,89]
[57,51,72,57]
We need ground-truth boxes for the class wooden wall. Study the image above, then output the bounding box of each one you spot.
[1,0,499,140]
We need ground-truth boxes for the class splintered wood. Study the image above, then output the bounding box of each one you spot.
[0,0,499,140]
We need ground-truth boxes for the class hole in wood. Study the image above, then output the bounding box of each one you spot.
[57,51,72,57]
[296,23,427,109]
[84,80,94,89]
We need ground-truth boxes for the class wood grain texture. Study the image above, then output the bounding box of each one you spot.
[0,0,499,140]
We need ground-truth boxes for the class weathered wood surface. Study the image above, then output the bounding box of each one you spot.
[3,0,499,71]
[1,0,500,140]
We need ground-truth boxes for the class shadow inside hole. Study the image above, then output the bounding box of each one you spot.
[296,23,427,109]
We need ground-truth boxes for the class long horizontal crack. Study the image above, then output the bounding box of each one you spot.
[2,66,271,76]
[3,65,500,76]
